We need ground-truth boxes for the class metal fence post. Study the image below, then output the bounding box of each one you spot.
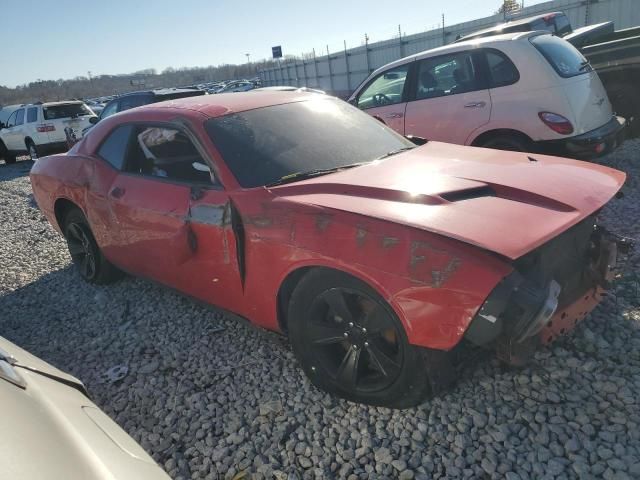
[313,48,319,88]
[326,45,334,92]
[344,40,351,92]
[364,34,371,75]
[302,58,308,87]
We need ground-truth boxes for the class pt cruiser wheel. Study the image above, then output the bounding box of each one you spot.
[288,269,432,408]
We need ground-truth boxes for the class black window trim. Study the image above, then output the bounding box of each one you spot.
[93,120,224,190]
[406,49,489,103]
[5,110,18,128]
[355,62,414,110]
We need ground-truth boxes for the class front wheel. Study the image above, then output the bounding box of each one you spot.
[288,269,435,408]
[0,141,16,164]
[63,208,121,284]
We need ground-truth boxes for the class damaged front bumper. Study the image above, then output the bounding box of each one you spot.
[464,222,633,365]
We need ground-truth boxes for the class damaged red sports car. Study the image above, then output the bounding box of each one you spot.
[30,92,630,407]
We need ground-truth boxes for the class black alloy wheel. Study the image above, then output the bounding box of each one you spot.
[65,221,97,281]
[306,287,404,393]
[288,269,434,408]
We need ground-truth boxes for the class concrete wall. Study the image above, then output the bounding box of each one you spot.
[258,0,640,97]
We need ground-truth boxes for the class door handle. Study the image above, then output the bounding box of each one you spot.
[109,186,125,199]
[464,101,487,108]
[385,112,404,119]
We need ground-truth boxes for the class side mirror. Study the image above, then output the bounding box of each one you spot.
[192,161,211,173]
[406,135,428,146]
[89,116,99,125]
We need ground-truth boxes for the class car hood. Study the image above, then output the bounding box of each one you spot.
[271,142,625,260]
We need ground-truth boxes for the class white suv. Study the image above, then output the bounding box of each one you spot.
[348,32,625,159]
[0,101,96,163]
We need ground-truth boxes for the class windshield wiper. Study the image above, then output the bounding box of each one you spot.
[375,146,415,160]
[266,162,368,187]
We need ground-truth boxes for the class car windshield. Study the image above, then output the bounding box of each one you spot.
[204,97,413,188]
[43,103,93,120]
[530,34,592,78]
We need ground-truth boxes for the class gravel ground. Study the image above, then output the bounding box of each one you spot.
[1,143,639,480]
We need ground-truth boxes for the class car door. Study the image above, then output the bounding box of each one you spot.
[1,111,19,150]
[404,51,491,145]
[93,122,242,307]
[3,108,27,151]
[354,64,411,134]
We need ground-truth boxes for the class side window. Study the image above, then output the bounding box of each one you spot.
[27,107,38,123]
[119,96,149,112]
[97,125,134,170]
[15,109,25,126]
[414,52,481,100]
[5,111,18,128]
[357,65,409,109]
[100,101,119,119]
[485,50,520,88]
[126,126,213,184]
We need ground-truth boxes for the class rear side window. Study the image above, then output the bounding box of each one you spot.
[15,109,25,126]
[27,107,38,123]
[531,34,591,78]
[485,50,520,88]
[43,103,92,120]
[554,15,572,36]
[97,125,133,170]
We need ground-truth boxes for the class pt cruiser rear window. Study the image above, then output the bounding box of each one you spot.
[530,34,593,78]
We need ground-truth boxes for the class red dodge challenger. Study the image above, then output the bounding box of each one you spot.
[30,92,629,407]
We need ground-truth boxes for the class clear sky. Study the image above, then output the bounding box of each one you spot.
[1,0,545,87]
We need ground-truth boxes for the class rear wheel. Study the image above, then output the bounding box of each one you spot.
[26,140,39,161]
[480,135,529,152]
[288,269,435,408]
[63,208,121,284]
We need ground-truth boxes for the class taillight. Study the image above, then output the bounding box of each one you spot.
[36,124,56,132]
[538,112,574,135]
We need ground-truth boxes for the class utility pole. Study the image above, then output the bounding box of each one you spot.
[364,33,371,74]
[442,14,445,45]
[326,45,334,92]
[245,53,251,64]
[398,24,404,57]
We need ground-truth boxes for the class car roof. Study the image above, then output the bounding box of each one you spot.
[126,91,323,119]
[40,101,85,106]
[365,31,537,77]
[456,11,564,42]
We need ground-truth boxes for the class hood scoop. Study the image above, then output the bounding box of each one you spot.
[440,186,495,202]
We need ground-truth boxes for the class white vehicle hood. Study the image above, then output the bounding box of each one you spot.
[0,336,170,480]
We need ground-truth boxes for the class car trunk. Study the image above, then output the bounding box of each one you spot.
[561,71,613,135]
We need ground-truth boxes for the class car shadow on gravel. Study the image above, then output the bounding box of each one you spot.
[0,159,33,182]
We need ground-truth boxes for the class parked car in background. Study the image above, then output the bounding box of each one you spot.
[219,81,254,93]
[456,11,640,137]
[255,86,327,94]
[83,88,205,136]
[85,100,106,115]
[0,101,97,163]
[0,336,170,479]
[349,32,625,158]
[30,92,628,407]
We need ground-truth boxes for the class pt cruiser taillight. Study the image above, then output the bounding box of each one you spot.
[538,112,574,135]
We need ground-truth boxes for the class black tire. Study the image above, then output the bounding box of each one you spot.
[63,208,121,284]
[26,140,39,161]
[0,141,16,164]
[608,83,640,138]
[480,135,529,152]
[288,269,435,408]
